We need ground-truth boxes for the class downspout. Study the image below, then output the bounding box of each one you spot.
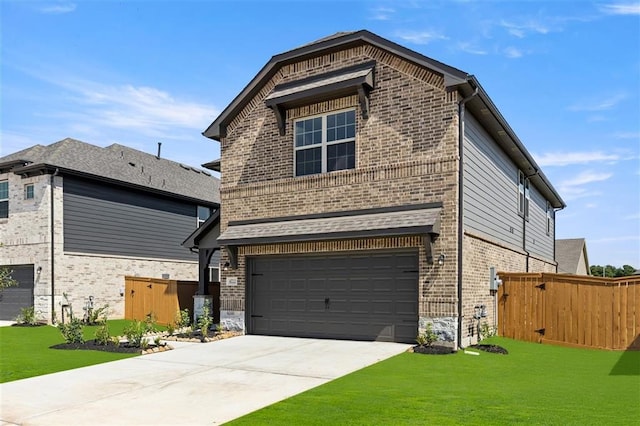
[50,169,59,323]
[457,86,478,349]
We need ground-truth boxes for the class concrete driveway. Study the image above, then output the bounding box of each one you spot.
[0,335,411,425]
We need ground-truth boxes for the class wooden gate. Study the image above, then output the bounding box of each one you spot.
[498,273,640,350]
[124,277,220,325]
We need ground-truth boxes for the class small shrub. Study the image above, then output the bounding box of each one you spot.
[197,303,212,340]
[16,306,39,326]
[480,322,497,340]
[144,312,157,333]
[416,323,438,347]
[94,322,111,345]
[123,320,147,347]
[58,318,85,344]
[166,322,175,336]
[84,304,109,325]
[175,308,191,329]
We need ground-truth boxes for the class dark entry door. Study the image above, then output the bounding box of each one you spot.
[249,251,418,343]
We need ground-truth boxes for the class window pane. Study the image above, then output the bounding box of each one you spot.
[0,181,7,200]
[327,111,355,142]
[327,141,355,172]
[295,118,322,147]
[0,201,7,219]
[24,184,34,200]
[296,147,322,176]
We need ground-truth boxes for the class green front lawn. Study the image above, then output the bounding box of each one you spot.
[0,320,139,383]
[229,337,640,425]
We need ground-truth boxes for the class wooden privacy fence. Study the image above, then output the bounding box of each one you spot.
[124,276,220,325]
[498,273,640,350]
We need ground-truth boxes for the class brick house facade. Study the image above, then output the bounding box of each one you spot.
[202,31,564,348]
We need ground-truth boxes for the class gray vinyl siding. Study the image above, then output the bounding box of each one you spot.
[63,177,198,261]
[526,185,554,259]
[463,113,554,261]
[463,113,522,248]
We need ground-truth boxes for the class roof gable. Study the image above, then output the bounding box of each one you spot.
[202,29,564,209]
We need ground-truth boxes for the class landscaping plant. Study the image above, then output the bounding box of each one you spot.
[58,317,85,344]
[197,303,212,340]
[15,306,39,326]
[175,308,191,329]
[416,322,438,346]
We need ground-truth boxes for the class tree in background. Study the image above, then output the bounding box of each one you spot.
[0,243,18,293]
[0,267,18,293]
[590,264,637,278]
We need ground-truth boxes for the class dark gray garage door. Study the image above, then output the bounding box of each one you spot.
[249,251,418,343]
[0,264,35,321]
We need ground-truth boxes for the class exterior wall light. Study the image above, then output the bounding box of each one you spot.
[438,253,446,266]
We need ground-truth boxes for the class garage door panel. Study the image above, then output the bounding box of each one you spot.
[250,251,418,343]
[0,264,35,321]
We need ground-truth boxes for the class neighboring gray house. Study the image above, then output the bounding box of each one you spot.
[0,138,220,322]
[200,30,565,348]
[555,238,590,275]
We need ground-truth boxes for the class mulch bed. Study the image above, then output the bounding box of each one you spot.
[411,345,456,355]
[469,344,509,354]
[50,340,157,354]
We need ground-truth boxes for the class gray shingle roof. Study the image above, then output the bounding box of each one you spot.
[218,206,441,246]
[555,238,589,274]
[0,138,219,204]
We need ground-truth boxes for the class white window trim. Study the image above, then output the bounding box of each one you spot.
[0,180,8,219]
[293,108,356,177]
[546,201,552,236]
[24,183,34,200]
[518,171,530,220]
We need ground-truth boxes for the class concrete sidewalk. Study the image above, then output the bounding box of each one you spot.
[0,335,411,425]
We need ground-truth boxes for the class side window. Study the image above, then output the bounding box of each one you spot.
[24,184,34,200]
[197,205,211,227]
[294,109,356,177]
[0,180,8,218]
[518,171,530,220]
[546,201,552,235]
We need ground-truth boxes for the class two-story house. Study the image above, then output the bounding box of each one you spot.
[0,138,220,322]
[201,30,564,348]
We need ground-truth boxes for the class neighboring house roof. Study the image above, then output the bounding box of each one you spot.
[202,29,565,209]
[0,138,220,205]
[556,238,590,275]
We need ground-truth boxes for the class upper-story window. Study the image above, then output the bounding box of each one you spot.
[24,184,34,200]
[518,171,530,220]
[0,180,8,218]
[546,201,552,235]
[197,205,211,227]
[294,109,356,177]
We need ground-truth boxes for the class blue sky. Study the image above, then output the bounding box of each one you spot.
[1,0,639,267]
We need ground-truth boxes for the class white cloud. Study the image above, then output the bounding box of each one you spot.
[614,131,640,140]
[369,7,395,21]
[457,42,488,55]
[500,19,551,38]
[624,213,640,220]
[395,30,448,45]
[600,3,640,15]
[534,151,621,167]
[557,170,613,200]
[568,93,627,111]
[38,2,76,14]
[503,47,523,58]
